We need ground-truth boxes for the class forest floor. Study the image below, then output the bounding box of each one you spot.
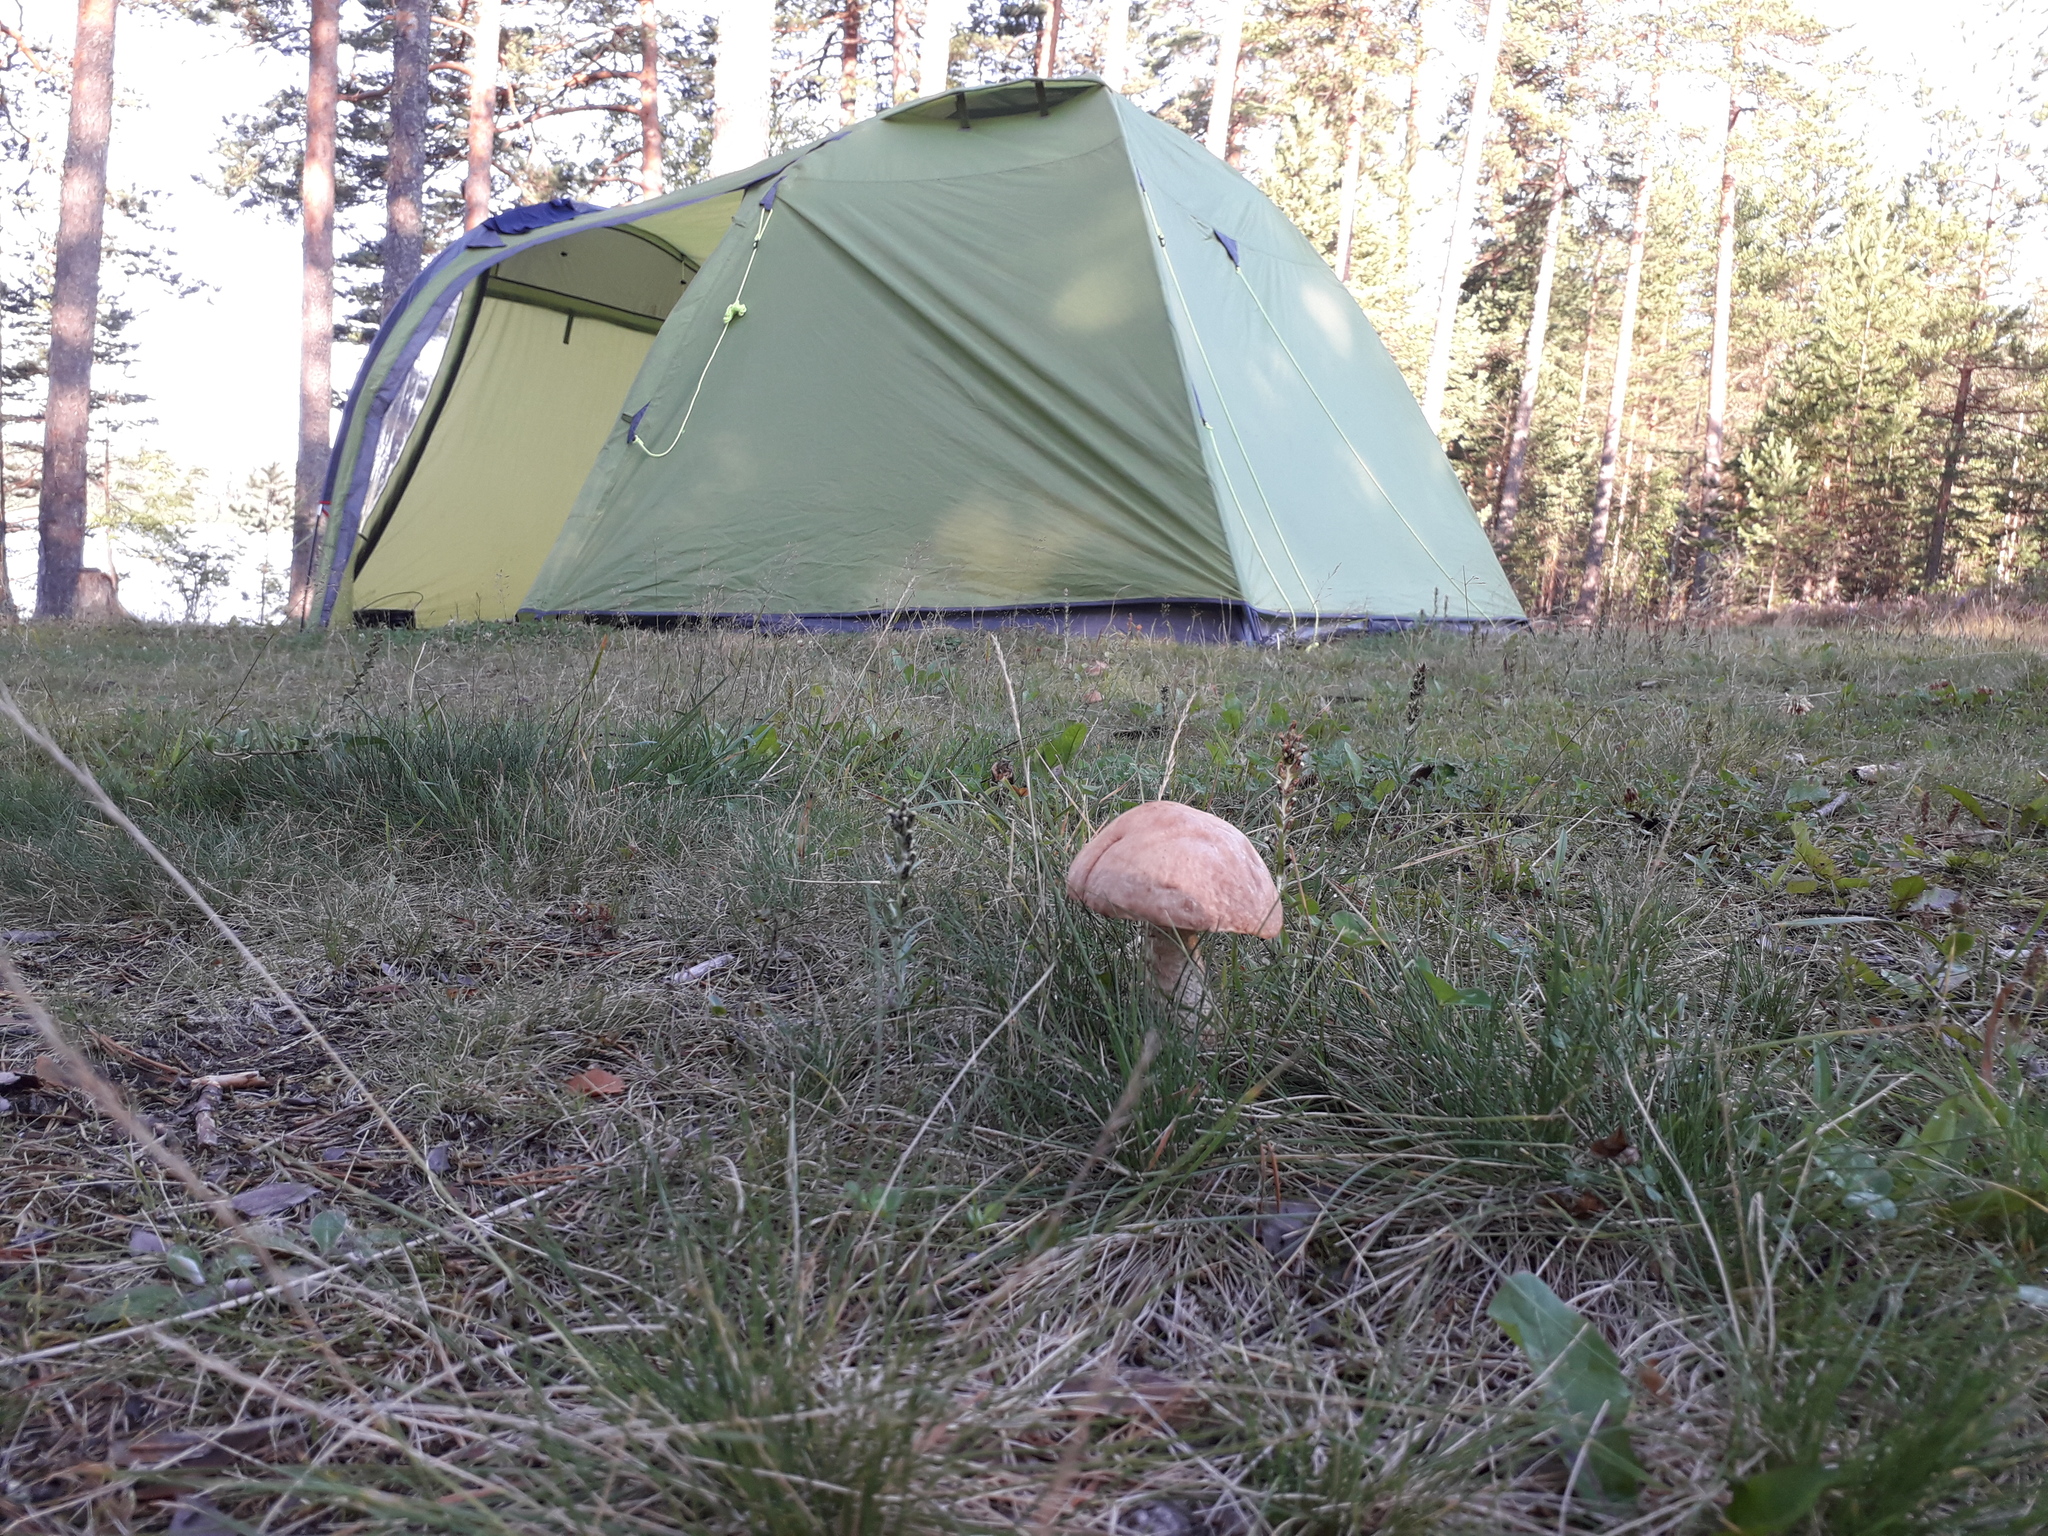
[3,612,2048,1534]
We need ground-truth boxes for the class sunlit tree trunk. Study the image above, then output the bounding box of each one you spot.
[1689,66,1740,607]
[292,0,338,621]
[1035,0,1062,73]
[463,0,499,228]
[36,0,117,620]
[1,317,16,623]
[1333,81,1365,283]
[1099,0,1129,90]
[1396,18,1422,294]
[637,0,663,194]
[840,0,861,123]
[1493,149,1566,553]
[383,0,430,316]
[1419,0,1508,432]
[710,0,774,173]
[892,0,910,99]
[1204,0,1243,161]
[1579,73,1658,614]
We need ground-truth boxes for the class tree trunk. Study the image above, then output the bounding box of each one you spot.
[1333,81,1365,283]
[839,0,861,124]
[383,0,430,317]
[892,0,910,99]
[635,0,663,194]
[463,0,499,228]
[292,0,338,622]
[1689,75,1740,607]
[1099,0,1129,90]
[1396,18,1422,295]
[1578,79,1657,614]
[918,0,958,95]
[1923,362,1972,589]
[1419,0,1508,432]
[0,315,16,624]
[709,0,774,173]
[35,0,117,621]
[1493,149,1566,553]
[1035,0,1062,74]
[1203,0,1244,161]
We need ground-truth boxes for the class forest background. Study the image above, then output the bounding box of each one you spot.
[0,0,2044,625]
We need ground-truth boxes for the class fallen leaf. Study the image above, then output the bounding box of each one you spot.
[1850,764,1883,783]
[1054,1366,1200,1425]
[129,1227,167,1255]
[230,1182,317,1218]
[1084,660,1108,675]
[169,1497,235,1536]
[1254,1198,1322,1260]
[1541,1188,1609,1219]
[425,1143,452,1174]
[566,1067,626,1097]
[1084,689,1104,704]
[1589,1130,1641,1165]
[1636,1360,1670,1401]
[0,1229,56,1263]
[2,930,62,945]
[32,1053,78,1089]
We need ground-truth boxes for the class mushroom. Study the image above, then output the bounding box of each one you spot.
[1066,800,1282,1014]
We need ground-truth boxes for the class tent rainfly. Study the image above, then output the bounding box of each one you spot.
[313,78,1523,640]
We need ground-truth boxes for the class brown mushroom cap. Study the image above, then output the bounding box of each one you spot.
[1066,800,1283,940]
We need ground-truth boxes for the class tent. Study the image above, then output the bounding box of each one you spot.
[314,78,1522,640]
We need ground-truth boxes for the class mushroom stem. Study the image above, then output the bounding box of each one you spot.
[1145,928,1208,1016]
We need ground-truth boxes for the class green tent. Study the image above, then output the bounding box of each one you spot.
[315,78,1521,639]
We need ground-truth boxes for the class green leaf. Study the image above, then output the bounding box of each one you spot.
[1725,1463,1834,1534]
[309,1208,349,1256]
[85,1284,187,1324]
[1035,721,1088,770]
[1331,810,1354,833]
[1487,1272,1641,1499]
[1888,873,1928,910]
[162,1245,206,1286]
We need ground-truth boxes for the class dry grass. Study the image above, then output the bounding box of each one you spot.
[2,614,2047,1534]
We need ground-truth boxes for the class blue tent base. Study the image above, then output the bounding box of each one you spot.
[503,600,1528,644]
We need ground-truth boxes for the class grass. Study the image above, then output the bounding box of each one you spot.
[2,611,2047,1533]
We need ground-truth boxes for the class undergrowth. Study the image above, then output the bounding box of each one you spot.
[2,614,2047,1533]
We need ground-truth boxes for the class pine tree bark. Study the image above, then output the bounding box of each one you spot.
[918,0,958,95]
[1333,81,1365,283]
[1099,0,1129,90]
[1689,72,1740,607]
[709,0,774,173]
[637,0,663,194]
[1923,363,1972,589]
[291,0,338,621]
[463,0,499,228]
[892,0,910,99]
[35,0,117,620]
[1035,0,1062,74]
[1420,0,1509,431]
[1204,0,1244,161]
[1396,20,1422,293]
[839,0,861,123]
[1,317,16,623]
[1493,149,1566,553]
[1579,77,1658,613]
[383,1,430,317]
